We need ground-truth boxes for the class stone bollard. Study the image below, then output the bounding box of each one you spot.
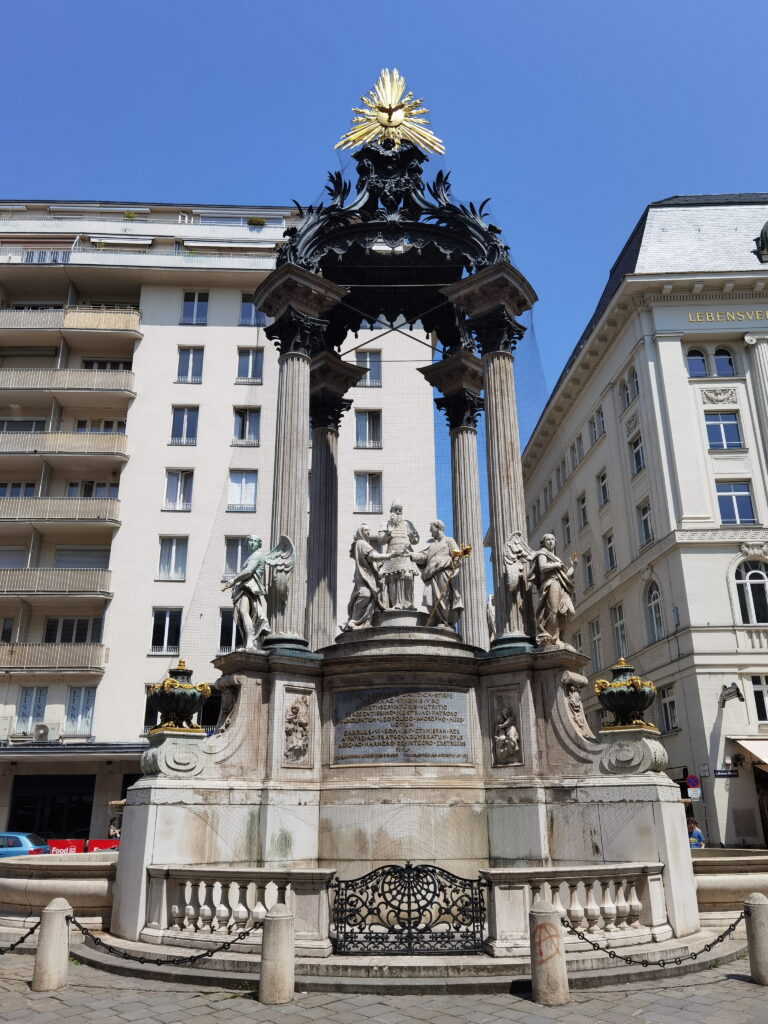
[529,899,569,1006]
[745,891,768,986]
[31,898,72,992]
[258,903,295,1005]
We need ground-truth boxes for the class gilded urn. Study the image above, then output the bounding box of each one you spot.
[594,658,657,729]
[147,660,211,733]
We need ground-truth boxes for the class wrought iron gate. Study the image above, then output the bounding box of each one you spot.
[330,862,487,955]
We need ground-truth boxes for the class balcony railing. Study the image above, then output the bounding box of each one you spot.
[354,440,383,449]
[0,431,128,456]
[168,438,197,446]
[0,643,106,670]
[737,626,768,650]
[150,645,180,655]
[0,568,112,595]
[162,502,192,512]
[230,438,260,447]
[0,306,141,333]
[355,377,382,387]
[0,248,275,271]
[354,504,383,514]
[226,504,257,513]
[0,497,120,522]
[0,368,135,393]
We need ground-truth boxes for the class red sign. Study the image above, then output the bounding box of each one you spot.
[47,839,86,854]
[87,839,120,852]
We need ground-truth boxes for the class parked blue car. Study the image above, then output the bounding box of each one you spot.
[0,833,50,856]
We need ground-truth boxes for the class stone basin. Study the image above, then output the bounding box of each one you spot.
[0,852,117,928]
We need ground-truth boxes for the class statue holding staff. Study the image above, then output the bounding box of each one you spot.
[221,534,295,649]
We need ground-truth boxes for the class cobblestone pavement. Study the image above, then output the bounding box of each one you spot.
[0,955,765,1024]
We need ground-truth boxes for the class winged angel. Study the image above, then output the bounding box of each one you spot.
[503,532,577,647]
[221,535,295,649]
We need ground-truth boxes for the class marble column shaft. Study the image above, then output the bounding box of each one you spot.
[270,350,311,638]
[450,424,488,649]
[307,424,338,649]
[745,334,768,456]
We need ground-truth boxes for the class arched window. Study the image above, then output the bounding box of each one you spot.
[736,560,768,624]
[619,378,630,408]
[628,367,639,399]
[646,581,664,643]
[714,348,735,377]
[687,349,708,377]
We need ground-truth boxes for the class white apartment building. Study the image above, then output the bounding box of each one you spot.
[0,201,435,839]
[523,193,768,848]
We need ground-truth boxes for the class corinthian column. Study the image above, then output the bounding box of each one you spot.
[419,352,488,649]
[744,333,768,455]
[306,353,365,650]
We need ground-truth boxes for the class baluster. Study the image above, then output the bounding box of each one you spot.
[252,882,267,929]
[567,881,584,929]
[276,880,288,904]
[551,882,567,919]
[199,881,214,932]
[530,879,543,906]
[614,878,630,930]
[232,881,250,932]
[584,880,600,933]
[627,878,642,929]
[214,882,230,934]
[169,881,185,931]
[184,879,199,932]
[600,879,618,932]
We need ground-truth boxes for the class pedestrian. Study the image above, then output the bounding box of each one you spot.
[687,817,705,849]
[108,818,121,840]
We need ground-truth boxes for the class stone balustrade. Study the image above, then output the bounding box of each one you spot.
[143,866,335,957]
[480,863,671,956]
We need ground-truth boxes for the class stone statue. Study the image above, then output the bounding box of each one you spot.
[221,535,295,649]
[503,531,576,646]
[493,705,520,765]
[340,524,390,631]
[412,520,464,627]
[284,695,310,763]
[502,531,534,630]
[561,671,593,738]
[486,593,496,642]
[378,501,419,610]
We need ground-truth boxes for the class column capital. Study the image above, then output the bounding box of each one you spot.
[744,333,768,346]
[309,389,352,433]
[253,263,349,321]
[266,306,330,357]
[435,388,484,431]
[418,349,483,395]
[467,305,526,356]
[310,349,368,393]
[441,262,537,318]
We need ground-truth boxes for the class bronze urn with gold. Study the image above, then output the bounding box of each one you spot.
[594,658,657,729]
[146,660,211,733]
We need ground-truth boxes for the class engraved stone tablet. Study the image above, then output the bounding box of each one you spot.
[333,687,471,765]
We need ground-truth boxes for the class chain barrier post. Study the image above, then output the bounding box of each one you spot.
[258,904,295,1005]
[530,900,569,1006]
[31,898,72,992]
[745,892,768,986]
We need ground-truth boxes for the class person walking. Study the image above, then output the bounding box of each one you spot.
[687,818,705,849]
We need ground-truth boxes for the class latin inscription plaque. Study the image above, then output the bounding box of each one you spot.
[332,688,471,765]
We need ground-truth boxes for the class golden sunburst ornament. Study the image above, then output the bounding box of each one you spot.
[335,69,445,155]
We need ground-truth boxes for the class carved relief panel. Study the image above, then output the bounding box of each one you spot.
[282,687,314,768]
[488,686,523,767]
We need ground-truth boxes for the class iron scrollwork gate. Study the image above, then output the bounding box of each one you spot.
[330,862,487,954]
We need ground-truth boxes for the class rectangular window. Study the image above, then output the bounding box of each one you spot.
[82,358,132,370]
[75,418,125,433]
[219,608,244,653]
[588,417,597,446]
[53,547,110,568]
[0,617,12,642]
[64,686,96,737]
[752,675,768,723]
[164,470,193,511]
[0,482,35,497]
[170,407,198,445]
[571,631,583,654]
[595,407,605,437]
[151,609,182,653]
[67,480,119,498]
[597,470,609,507]
[44,617,103,643]
[354,472,382,513]
[0,419,45,433]
[176,347,204,383]
[14,685,47,735]
[583,550,594,590]
[236,348,264,383]
[604,532,616,572]
[180,291,208,325]
[355,350,382,387]
[157,537,188,581]
[629,435,645,475]
[224,537,249,577]
[577,493,588,528]
[659,687,678,733]
[239,294,267,327]
[232,408,261,445]
[0,547,25,568]
[717,481,757,525]
[610,603,628,660]
[562,513,571,547]
[589,619,602,669]
[355,410,382,448]
[638,500,654,545]
[705,412,742,450]
[227,470,257,511]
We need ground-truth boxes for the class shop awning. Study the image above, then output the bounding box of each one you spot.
[732,737,768,763]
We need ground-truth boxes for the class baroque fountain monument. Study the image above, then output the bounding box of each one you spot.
[111,71,699,962]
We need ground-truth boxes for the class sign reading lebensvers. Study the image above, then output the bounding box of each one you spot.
[688,310,768,322]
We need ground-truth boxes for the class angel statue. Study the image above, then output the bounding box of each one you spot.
[221,535,295,649]
[340,525,390,631]
[504,531,576,646]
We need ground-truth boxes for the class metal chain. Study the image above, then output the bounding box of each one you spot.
[67,915,260,967]
[0,919,40,955]
[560,912,745,968]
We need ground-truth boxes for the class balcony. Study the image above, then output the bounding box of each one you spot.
[0,368,135,394]
[0,248,275,272]
[0,306,141,335]
[736,626,768,651]
[0,431,128,457]
[0,568,112,596]
[0,642,106,671]
[0,497,120,523]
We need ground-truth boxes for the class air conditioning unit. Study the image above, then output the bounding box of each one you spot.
[33,722,61,743]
